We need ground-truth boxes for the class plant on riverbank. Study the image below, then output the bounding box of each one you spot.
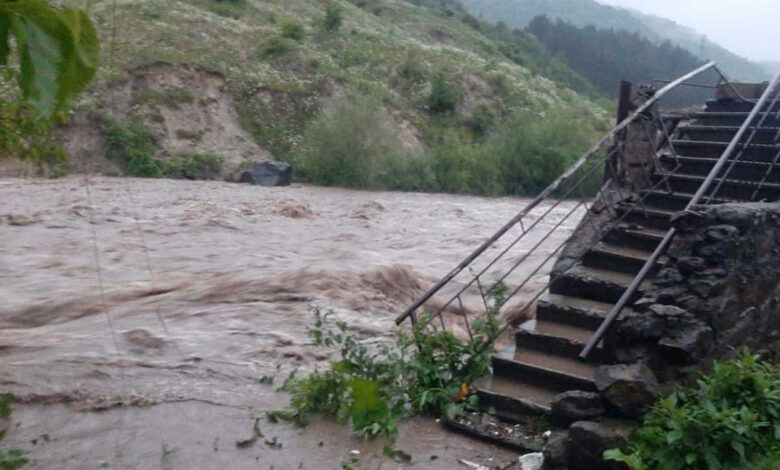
[0,395,28,470]
[275,293,502,440]
[605,350,780,470]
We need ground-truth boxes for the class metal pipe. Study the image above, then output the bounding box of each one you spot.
[580,68,780,359]
[395,61,717,326]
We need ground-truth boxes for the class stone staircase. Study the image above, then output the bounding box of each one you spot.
[457,91,780,444]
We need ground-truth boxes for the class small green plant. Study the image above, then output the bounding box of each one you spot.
[427,74,461,114]
[103,119,162,177]
[209,0,246,19]
[605,350,780,470]
[259,36,291,59]
[277,306,497,440]
[160,153,224,180]
[323,4,343,32]
[464,104,495,139]
[280,21,305,41]
[174,129,204,141]
[131,87,194,107]
[0,394,28,470]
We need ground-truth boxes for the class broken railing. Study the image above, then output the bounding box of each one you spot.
[580,68,780,358]
[395,61,739,353]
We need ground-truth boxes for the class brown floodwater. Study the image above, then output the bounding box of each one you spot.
[0,177,583,469]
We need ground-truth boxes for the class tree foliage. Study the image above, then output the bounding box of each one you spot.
[0,0,98,116]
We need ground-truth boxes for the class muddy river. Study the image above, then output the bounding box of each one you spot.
[0,177,583,469]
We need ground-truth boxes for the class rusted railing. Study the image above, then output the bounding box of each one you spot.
[396,62,739,354]
[580,68,780,358]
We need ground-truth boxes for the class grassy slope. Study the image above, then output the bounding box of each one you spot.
[460,0,770,82]
[66,0,606,162]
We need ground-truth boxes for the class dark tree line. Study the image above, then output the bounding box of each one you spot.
[527,15,718,107]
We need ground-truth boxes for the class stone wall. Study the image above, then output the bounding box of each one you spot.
[606,202,780,379]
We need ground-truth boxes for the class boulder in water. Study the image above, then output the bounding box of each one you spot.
[240,161,292,186]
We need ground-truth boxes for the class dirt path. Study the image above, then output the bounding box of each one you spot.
[0,177,582,469]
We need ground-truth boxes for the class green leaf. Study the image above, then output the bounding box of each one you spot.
[349,378,389,436]
[0,14,10,65]
[0,0,98,115]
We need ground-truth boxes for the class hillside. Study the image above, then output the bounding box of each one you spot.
[461,0,770,82]
[45,0,607,195]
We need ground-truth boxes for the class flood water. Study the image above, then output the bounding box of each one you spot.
[0,177,583,469]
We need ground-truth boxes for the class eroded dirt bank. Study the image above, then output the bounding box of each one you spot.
[0,177,582,469]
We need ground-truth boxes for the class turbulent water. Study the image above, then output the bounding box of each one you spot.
[0,177,583,469]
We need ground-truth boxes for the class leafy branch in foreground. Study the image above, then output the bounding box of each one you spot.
[0,0,98,116]
[605,350,780,470]
[274,303,500,440]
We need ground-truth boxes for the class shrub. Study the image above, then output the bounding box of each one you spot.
[209,0,246,19]
[323,4,343,31]
[298,95,399,188]
[259,36,291,58]
[605,350,780,470]
[174,129,204,141]
[131,87,194,107]
[1,394,28,470]
[427,74,461,114]
[276,301,499,439]
[160,152,224,180]
[103,119,162,177]
[464,104,495,138]
[493,108,590,195]
[280,21,304,41]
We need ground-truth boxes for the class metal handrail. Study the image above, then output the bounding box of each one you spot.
[580,68,780,359]
[395,61,717,327]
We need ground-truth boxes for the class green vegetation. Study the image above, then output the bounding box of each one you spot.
[131,87,194,107]
[323,4,343,31]
[298,94,595,196]
[104,119,222,179]
[0,394,28,470]
[208,0,246,19]
[281,21,305,41]
[274,299,500,440]
[605,351,780,470]
[427,74,462,114]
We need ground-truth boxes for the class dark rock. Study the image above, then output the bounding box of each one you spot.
[614,311,664,340]
[568,421,630,470]
[595,363,657,418]
[687,277,726,298]
[657,321,713,365]
[543,431,569,467]
[677,256,707,274]
[648,304,687,318]
[240,161,292,186]
[550,391,605,426]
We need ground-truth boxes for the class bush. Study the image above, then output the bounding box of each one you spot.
[323,4,343,31]
[493,108,590,195]
[464,104,495,138]
[280,21,304,41]
[103,119,162,177]
[259,36,291,58]
[298,95,399,188]
[605,350,780,470]
[160,153,224,180]
[427,74,461,114]
[209,0,246,19]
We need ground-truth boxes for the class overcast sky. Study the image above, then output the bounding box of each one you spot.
[597,0,780,65]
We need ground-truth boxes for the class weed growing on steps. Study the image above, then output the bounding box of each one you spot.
[605,350,780,470]
[0,394,28,470]
[274,301,501,440]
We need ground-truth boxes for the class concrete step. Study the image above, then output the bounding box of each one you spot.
[493,345,597,393]
[670,140,780,161]
[692,111,780,127]
[472,374,555,417]
[659,154,780,184]
[681,125,780,145]
[652,171,780,201]
[515,318,602,362]
[536,293,625,330]
[604,224,666,252]
[582,241,665,275]
[639,188,733,211]
[614,203,674,231]
[443,414,544,454]
[704,98,780,113]
[549,264,648,304]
